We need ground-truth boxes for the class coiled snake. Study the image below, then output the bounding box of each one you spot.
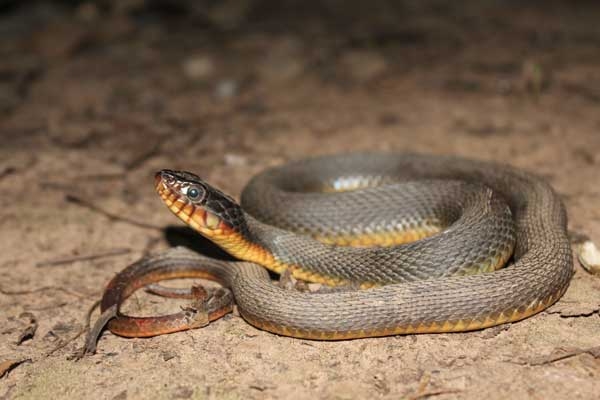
[99,153,573,339]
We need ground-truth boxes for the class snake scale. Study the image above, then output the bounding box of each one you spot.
[101,153,573,339]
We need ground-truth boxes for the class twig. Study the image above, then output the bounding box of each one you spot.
[123,137,164,170]
[407,389,463,400]
[65,194,162,230]
[27,302,69,311]
[36,248,132,267]
[46,328,85,358]
[509,346,600,366]
[47,300,102,359]
[0,167,16,180]
[71,173,126,181]
[406,371,462,400]
[0,285,89,299]
[526,346,600,366]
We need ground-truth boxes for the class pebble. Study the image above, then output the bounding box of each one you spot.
[215,80,238,99]
[224,153,247,166]
[576,240,600,275]
[182,56,214,80]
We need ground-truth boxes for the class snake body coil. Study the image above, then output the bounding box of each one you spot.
[102,153,573,339]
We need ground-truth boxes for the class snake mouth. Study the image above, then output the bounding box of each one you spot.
[154,171,229,235]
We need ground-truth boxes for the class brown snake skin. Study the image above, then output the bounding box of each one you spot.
[101,153,574,339]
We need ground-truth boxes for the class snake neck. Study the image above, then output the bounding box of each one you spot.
[206,212,334,284]
[220,213,352,286]
[201,212,285,274]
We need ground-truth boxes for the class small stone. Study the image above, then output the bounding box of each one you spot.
[162,350,178,361]
[576,240,600,275]
[182,56,215,80]
[172,386,194,399]
[112,390,127,400]
[224,153,247,166]
[215,80,238,98]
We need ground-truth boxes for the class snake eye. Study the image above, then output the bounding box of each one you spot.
[187,186,203,201]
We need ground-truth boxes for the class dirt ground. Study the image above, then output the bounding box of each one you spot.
[1,1,600,399]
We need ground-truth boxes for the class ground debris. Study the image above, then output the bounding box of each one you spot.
[405,372,463,400]
[65,194,162,230]
[546,301,600,318]
[576,240,600,275]
[0,359,31,379]
[0,285,88,299]
[16,312,37,345]
[510,346,600,366]
[36,248,132,267]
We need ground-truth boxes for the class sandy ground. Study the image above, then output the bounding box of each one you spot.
[1,1,600,399]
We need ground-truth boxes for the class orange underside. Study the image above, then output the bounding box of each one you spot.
[314,227,441,247]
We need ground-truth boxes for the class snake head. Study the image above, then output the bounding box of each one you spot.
[155,170,247,237]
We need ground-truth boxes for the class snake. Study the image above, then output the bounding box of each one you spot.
[100,153,574,340]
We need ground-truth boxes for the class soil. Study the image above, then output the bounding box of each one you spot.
[1,1,600,399]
